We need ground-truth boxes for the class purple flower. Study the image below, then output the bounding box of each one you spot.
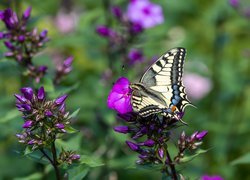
[127,0,164,28]
[201,175,224,180]
[126,141,140,151]
[37,86,45,100]
[107,77,132,114]
[22,120,33,128]
[229,0,239,8]
[0,32,4,39]
[128,49,144,63]
[20,87,33,101]
[55,95,68,105]
[38,66,47,73]
[22,7,32,20]
[113,126,129,134]
[183,73,212,100]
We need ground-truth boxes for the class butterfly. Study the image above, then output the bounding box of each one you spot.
[130,47,191,119]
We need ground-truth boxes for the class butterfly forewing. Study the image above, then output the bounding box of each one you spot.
[131,47,191,117]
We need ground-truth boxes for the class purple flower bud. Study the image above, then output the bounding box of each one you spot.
[71,154,81,160]
[143,139,155,147]
[111,6,122,18]
[38,66,47,73]
[126,141,140,151]
[37,86,45,100]
[128,49,144,63]
[55,95,68,105]
[22,120,33,128]
[96,25,112,37]
[196,130,208,140]
[22,7,32,20]
[63,56,73,67]
[27,139,35,145]
[21,104,32,111]
[55,123,65,129]
[59,103,66,113]
[190,131,198,141]
[40,29,48,38]
[158,148,164,159]
[130,23,143,34]
[113,126,129,134]
[14,94,27,103]
[18,35,25,42]
[4,41,15,50]
[20,87,33,101]
[45,110,53,117]
[0,32,4,39]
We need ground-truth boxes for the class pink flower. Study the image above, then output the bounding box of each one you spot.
[201,175,224,180]
[107,77,132,114]
[126,0,164,29]
[55,11,77,34]
[183,73,212,100]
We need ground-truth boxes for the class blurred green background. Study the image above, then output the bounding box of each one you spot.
[0,0,249,179]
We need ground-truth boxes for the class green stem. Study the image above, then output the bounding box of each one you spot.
[51,141,61,180]
[165,149,178,180]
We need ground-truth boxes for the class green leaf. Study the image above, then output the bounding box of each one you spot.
[24,146,33,155]
[25,149,50,165]
[56,134,82,151]
[0,109,20,123]
[231,152,250,165]
[65,126,79,134]
[80,155,104,167]
[67,164,90,180]
[69,108,80,119]
[180,149,208,163]
[14,172,43,180]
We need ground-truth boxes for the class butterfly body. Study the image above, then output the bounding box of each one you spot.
[130,47,191,118]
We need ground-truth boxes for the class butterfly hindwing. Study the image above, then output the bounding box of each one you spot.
[131,47,191,117]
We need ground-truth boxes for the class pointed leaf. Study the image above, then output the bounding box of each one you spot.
[231,152,250,165]
[80,155,104,167]
[69,108,80,119]
[180,149,208,163]
[67,164,89,180]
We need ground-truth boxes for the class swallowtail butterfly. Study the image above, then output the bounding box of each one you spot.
[130,47,191,118]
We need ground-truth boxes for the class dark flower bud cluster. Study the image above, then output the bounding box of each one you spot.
[0,8,49,82]
[54,56,73,84]
[15,86,71,150]
[174,130,208,163]
[59,149,81,165]
[116,113,183,165]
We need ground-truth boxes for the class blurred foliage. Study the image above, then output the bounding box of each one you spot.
[0,0,249,179]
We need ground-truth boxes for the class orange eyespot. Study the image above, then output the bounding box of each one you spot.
[171,105,176,112]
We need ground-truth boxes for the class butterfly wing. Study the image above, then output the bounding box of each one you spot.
[132,47,191,117]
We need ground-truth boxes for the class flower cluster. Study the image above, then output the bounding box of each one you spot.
[59,149,81,165]
[108,77,208,178]
[15,87,71,150]
[0,7,49,82]
[96,0,164,65]
[229,0,250,18]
